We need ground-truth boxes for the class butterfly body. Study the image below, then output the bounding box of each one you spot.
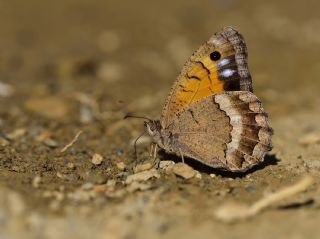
[145,27,273,172]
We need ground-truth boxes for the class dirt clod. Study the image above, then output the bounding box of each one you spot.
[91,153,104,165]
[299,132,320,146]
[116,162,126,171]
[172,163,196,179]
[134,161,154,173]
[125,169,160,184]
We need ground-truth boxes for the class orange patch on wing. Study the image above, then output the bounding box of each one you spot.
[171,56,225,113]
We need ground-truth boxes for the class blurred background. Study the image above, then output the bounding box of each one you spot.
[1,0,319,117]
[0,1,319,238]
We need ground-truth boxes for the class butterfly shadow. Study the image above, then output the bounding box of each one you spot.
[158,151,280,178]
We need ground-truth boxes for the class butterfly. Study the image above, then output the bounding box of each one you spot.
[145,27,273,172]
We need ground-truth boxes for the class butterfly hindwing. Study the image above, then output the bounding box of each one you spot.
[164,91,272,172]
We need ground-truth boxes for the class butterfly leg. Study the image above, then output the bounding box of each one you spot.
[149,143,160,167]
[149,143,154,158]
[179,148,185,164]
[153,144,158,159]
[149,143,158,159]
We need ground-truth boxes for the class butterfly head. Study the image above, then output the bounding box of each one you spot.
[145,119,161,137]
[145,119,165,146]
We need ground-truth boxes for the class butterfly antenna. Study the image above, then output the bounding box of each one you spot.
[133,130,147,158]
[124,113,152,121]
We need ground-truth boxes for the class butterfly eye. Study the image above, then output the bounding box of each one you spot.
[210,51,221,61]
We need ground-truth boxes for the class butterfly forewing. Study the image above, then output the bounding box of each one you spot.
[161,27,252,128]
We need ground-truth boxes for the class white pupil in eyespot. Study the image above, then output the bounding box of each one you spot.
[217,58,230,67]
[220,69,236,77]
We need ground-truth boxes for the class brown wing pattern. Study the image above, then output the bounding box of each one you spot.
[165,91,272,172]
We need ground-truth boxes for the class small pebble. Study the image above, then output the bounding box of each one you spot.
[134,162,153,173]
[215,188,231,197]
[81,182,94,191]
[86,171,107,184]
[106,189,126,199]
[125,169,160,184]
[93,184,107,193]
[195,171,202,179]
[80,106,94,124]
[43,138,59,148]
[209,174,216,178]
[53,191,64,201]
[0,81,14,97]
[35,129,52,142]
[0,137,10,146]
[116,162,126,171]
[159,160,175,170]
[67,162,75,169]
[299,132,320,146]
[32,176,41,188]
[172,163,196,179]
[11,166,23,172]
[68,190,91,202]
[115,148,124,156]
[6,128,26,140]
[246,184,256,193]
[91,153,103,165]
[126,182,151,193]
[25,96,69,119]
[64,173,79,182]
[106,179,116,187]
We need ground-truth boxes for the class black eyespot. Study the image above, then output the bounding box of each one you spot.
[210,51,221,61]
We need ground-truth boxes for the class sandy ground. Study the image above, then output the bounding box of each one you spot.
[0,0,320,238]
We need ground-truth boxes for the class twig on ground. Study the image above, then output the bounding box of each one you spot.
[60,130,83,153]
[215,175,314,223]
